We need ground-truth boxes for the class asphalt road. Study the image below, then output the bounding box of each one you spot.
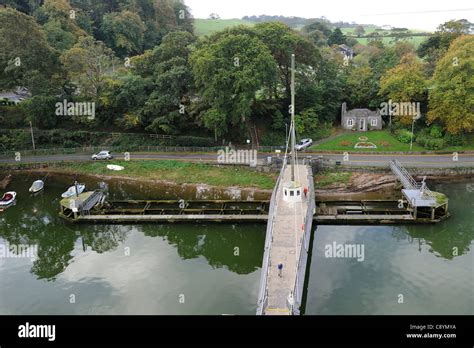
[1,151,473,168]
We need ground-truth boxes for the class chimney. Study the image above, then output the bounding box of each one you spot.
[342,102,347,117]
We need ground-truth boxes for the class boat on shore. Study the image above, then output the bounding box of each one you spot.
[0,191,16,208]
[61,184,86,198]
[29,180,45,193]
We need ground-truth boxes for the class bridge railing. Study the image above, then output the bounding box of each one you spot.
[290,165,316,315]
[256,158,287,315]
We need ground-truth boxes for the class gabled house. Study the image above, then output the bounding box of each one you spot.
[341,102,382,131]
[335,44,355,61]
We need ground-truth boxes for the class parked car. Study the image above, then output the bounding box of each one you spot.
[91,151,113,160]
[295,138,313,151]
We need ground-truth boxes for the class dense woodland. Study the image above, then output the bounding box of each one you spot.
[0,0,472,150]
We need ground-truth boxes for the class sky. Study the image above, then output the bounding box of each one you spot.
[185,0,473,31]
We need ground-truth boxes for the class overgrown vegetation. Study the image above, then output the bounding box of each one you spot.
[53,160,277,189]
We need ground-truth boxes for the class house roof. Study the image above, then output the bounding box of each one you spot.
[344,108,380,118]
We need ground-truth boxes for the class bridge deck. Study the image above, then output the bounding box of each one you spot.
[264,164,310,315]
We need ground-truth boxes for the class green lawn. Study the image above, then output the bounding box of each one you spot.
[52,160,277,189]
[311,130,425,152]
[194,18,254,36]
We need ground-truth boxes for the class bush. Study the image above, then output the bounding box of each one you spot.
[429,124,443,138]
[415,134,446,150]
[260,131,287,146]
[445,133,467,146]
[395,129,413,143]
[171,136,215,147]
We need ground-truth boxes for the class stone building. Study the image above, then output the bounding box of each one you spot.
[340,102,382,131]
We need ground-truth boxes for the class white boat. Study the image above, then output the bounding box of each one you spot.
[107,165,124,171]
[0,191,16,207]
[29,180,44,193]
[61,184,86,198]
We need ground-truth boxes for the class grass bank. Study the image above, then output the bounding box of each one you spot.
[38,160,277,190]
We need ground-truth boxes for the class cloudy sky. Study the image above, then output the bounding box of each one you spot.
[185,0,473,31]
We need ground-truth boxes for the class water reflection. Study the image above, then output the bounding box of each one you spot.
[0,173,265,282]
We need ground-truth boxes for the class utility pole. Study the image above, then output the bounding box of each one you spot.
[290,54,296,183]
[29,120,36,150]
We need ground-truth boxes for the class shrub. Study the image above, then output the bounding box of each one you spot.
[445,133,467,146]
[416,134,446,150]
[395,129,413,143]
[429,124,443,138]
[172,136,215,147]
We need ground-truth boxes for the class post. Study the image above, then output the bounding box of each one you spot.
[410,117,415,151]
[291,54,296,182]
[29,121,36,151]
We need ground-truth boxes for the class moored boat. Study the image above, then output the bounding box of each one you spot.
[0,191,16,207]
[61,184,86,198]
[29,180,45,193]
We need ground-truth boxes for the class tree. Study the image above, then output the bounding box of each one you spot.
[295,108,319,136]
[345,65,377,107]
[190,33,277,139]
[254,22,320,101]
[328,28,347,45]
[428,35,474,134]
[60,36,117,99]
[379,53,428,124]
[101,10,146,56]
[0,8,60,94]
[354,25,365,37]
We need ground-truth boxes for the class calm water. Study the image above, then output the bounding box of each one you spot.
[0,173,472,314]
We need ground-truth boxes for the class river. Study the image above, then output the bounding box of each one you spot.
[0,172,472,315]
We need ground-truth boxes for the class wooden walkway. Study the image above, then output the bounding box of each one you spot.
[263,164,311,315]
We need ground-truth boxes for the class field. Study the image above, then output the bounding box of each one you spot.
[340,27,432,47]
[194,18,254,36]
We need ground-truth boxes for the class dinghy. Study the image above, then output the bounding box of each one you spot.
[0,191,16,207]
[107,164,124,171]
[61,184,86,198]
[29,180,44,193]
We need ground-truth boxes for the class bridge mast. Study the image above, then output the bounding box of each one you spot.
[291,54,296,182]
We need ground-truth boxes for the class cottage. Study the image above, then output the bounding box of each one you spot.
[335,44,355,61]
[341,102,382,131]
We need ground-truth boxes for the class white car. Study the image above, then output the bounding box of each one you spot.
[91,151,113,160]
[295,139,313,151]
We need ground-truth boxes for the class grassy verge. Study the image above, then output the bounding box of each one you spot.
[315,171,352,189]
[48,160,277,190]
[194,18,254,36]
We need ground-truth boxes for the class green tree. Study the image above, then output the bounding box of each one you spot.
[101,10,146,57]
[328,28,347,45]
[190,33,277,139]
[354,25,365,37]
[428,35,474,134]
[60,36,117,99]
[346,65,377,107]
[0,7,60,94]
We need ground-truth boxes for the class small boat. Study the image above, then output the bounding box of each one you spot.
[29,180,44,193]
[61,184,86,198]
[0,191,16,207]
[107,164,124,171]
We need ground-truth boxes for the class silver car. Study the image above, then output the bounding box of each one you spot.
[295,138,313,151]
[91,151,113,160]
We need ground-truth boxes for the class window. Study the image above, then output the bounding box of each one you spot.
[347,119,354,127]
[371,119,377,127]
[297,190,300,196]
[290,191,294,197]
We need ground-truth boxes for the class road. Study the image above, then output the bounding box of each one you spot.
[0,152,473,168]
